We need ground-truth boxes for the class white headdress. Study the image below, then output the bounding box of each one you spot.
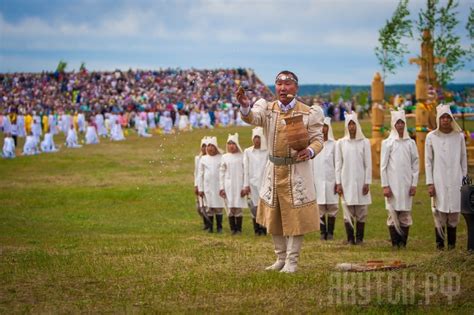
[323,117,335,141]
[207,136,223,154]
[251,127,267,150]
[388,109,410,140]
[435,104,461,133]
[226,133,242,153]
[343,112,365,140]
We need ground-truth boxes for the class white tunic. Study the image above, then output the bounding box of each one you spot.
[16,115,26,137]
[425,131,467,213]
[49,114,58,135]
[85,126,100,144]
[219,153,247,208]
[2,137,15,158]
[148,112,156,129]
[95,114,108,137]
[40,133,59,152]
[77,113,86,133]
[110,123,125,141]
[138,120,152,137]
[381,138,419,211]
[66,128,82,148]
[312,140,338,205]
[31,115,42,140]
[23,135,40,155]
[243,147,268,205]
[335,138,372,205]
[198,154,224,208]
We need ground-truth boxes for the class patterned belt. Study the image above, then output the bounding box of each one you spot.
[268,155,303,165]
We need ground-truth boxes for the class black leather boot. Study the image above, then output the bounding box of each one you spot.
[320,216,327,240]
[344,222,355,245]
[447,226,456,250]
[327,216,336,240]
[435,228,445,250]
[400,226,409,248]
[235,216,243,234]
[216,214,223,234]
[228,216,236,234]
[388,225,399,248]
[252,218,259,235]
[202,216,209,230]
[207,216,214,233]
[355,222,365,245]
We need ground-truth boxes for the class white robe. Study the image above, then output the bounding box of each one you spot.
[77,113,86,133]
[31,116,42,141]
[219,153,247,208]
[2,137,15,158]
[49,115,58,135]
[110,123,125,141]
[381,138,419,211]
[160,117,173,134]
[198,154,224,208]
[40,133,59,152]
[335,138,372,205]
[138,120,152,137]
[148,112,156,129]
[61,114,71,135]
[312,140,338,205]
[243,147,268,205]
[85,126,100,144]
[189,111,199,128]
[425,131,467,213]
[16,115,26,137]
[66,128,82,148]
[23,135,40,155]
[178,115,190,131]
[95,114,108,137]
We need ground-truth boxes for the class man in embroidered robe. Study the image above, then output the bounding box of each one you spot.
[236,70,324,273]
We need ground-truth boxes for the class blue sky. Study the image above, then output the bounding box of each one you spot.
[0,0,472,85]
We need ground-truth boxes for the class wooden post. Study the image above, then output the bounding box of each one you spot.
[415,72,429,174]
[370,72,384,179]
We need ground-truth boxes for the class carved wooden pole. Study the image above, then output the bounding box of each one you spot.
[370,72,384,179]
[415,72,429,174]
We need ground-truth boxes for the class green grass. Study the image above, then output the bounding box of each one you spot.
[0,119,473,314]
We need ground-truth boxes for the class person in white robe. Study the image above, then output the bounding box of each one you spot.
[198,137,224,233]
[110,119,125,141]
[95,113,108,138]
[219,109,230,127]
[40,132,59,152]
[16,114,26,138]
[178,112,190,131]
[199,109,212,129]
[61,113,71,136]
[31,114,42,143]
[160,112,173,134]
[2,133,16,159]
[85,119,100,145]
[219,133,247,235]
[381,109,419,248]
[147,111,156,129]
[312,117,339,241]
[243,127,268,235]
[189,109,199,129]
[335,112,372,245]
[49,113,58,135]
[425,104,467,250]
[194,137,209,230]
[77,112,86,133]
[138,116,152,137]
[66,125,82,148]
[23,133,40,155]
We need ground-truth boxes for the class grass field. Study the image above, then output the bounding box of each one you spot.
[0,119,473,314]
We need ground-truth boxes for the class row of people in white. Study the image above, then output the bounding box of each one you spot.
[195,128,268,235]
[312,104,466,249]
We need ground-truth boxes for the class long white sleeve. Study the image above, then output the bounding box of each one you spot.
[380,140,390,187]
[425,134,434,185]
[364,139,372,185]
[219,158,227,191]
[410,141,420,187]
[335,140,342,184]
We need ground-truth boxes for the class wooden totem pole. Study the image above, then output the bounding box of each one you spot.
[409,29,445,173]
[370,72,384,179]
